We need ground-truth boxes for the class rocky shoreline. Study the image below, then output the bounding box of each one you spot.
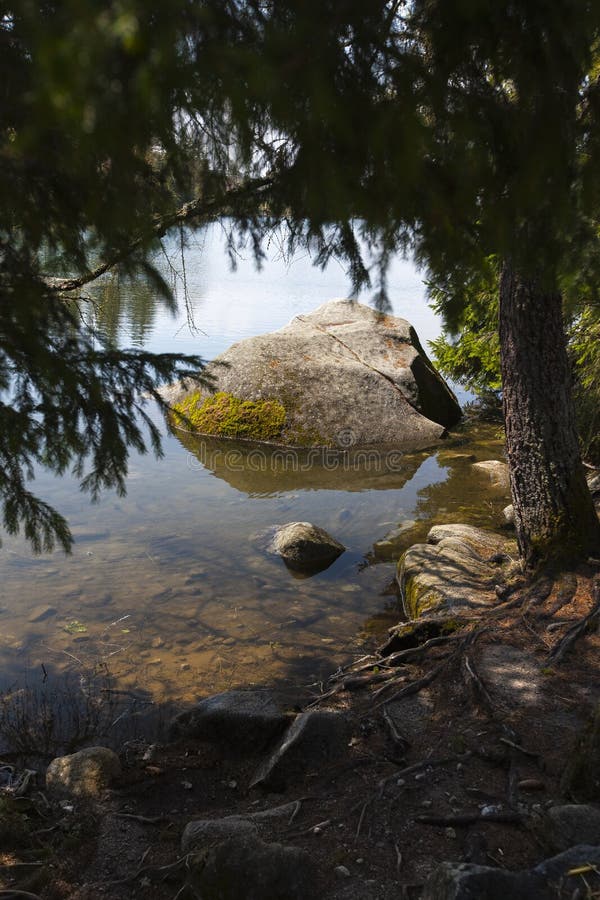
[2,468,600,899]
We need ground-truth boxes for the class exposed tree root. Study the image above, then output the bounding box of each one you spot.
[548,576,600,664]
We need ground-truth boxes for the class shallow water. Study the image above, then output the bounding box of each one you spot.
[0,227,509,709]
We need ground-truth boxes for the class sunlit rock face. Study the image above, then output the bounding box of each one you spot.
[166,299,461,450]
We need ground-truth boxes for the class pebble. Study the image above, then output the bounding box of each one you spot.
[445,827,457,839]
[396,778,406,787]
[415,772,427,781]
[335,866,351,878]
[421,800,433,808]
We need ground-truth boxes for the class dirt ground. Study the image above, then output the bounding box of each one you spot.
[2,564,600,899]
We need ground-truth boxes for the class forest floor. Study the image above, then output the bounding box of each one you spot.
[2,563,600,899]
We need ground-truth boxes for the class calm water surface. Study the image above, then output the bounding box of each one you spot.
[0,228,509,705]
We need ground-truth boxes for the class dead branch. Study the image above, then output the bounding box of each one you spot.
[115,812,168,825]
[498,737,540,759]
[46,176,274,294]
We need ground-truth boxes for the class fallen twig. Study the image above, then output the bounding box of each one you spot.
[0,892,45,899]
[108,853,190,886]
[394,841,403,872]
[115,812,168,825]
[498,737,539,759]
[355,798,372,839]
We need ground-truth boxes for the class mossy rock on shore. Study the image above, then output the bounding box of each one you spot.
[397,523,518,619]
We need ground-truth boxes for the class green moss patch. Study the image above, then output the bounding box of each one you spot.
[172,391,286,441]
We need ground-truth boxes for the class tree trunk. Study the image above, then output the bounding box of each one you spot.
[499,262,600,569]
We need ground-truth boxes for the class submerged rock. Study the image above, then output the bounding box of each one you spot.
[472,459,510,490]
[270,521,345,573]
[397,523,517,618]
[45,747,121,798]
[169,690,288,751]
[166,299,461,450]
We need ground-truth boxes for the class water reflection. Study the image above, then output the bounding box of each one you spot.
[176,430,428,495]
[1,227,499,710]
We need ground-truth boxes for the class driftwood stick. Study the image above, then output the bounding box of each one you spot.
[498,737,539,759]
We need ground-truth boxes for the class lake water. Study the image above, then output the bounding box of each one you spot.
[0,226,508,714]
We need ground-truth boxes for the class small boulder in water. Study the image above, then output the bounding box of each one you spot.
[270,522,345,573]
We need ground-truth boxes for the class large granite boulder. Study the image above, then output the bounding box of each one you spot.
[397,524,518,619]
[166,299,461,450]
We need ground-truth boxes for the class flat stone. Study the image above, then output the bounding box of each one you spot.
[472,460,510,490]
[250,709,351,790]
[422,845,600,900]
[165,299,461,450]
[188,834,319,900]
[397,523,516,618]
[270,522,345,573]
[182,816,258,854]
[168,690,288,752]
[46,747,121,798]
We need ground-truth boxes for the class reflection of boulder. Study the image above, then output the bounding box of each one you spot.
[269,522,345,575]
[176,429,425,495]
[166,300,461,450]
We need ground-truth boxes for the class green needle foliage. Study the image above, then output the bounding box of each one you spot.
[1,0,600,561]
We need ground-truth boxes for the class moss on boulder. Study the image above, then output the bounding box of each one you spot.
[172,391,286,441]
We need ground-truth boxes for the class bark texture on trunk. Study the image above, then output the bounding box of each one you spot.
[499,262,600,568]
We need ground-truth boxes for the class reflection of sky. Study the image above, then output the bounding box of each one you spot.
[107,225,443,359]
